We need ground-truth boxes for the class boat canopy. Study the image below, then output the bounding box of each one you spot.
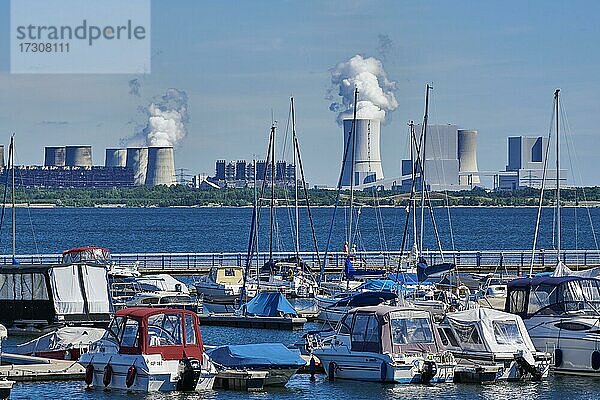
[244,292,297,317]
[338,305,441,355]
[552,261,600,279]
[109,307,203,361]
[210,266,244,285]
[133,274,190,294]
[207,343,305,369]
[440,308,537,358]
[506,276,600,319]
[62,246,111,264]
[330,291,397,308]
[15,327,105,355]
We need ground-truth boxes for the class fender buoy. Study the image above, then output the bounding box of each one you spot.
[84,364,94,386]
[103,364,113,387]
[554,349,563,368]
[592,351,600,370]
[328,362,336,382]
[380,361,388,382]
[126,365,137,388]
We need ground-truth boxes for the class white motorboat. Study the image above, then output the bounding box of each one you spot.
[80,307,216,392]
[315,291,397,323]
[439,308,551,383]
[506,275,600,376]
[0,325,15,400]
[125,291,201,312]
[194,266,245,301]
[310,305,455,383]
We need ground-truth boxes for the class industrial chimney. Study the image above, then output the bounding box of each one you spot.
[341,118,384,186]
[44,146,66,166]
[126,147,149,186]
[145,146,176,186]
[65,146,93,167]
[457,129,480,185]
[105,148,127,167]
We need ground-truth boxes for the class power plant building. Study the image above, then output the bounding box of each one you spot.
[397,125,480,191]
[210,159,296,188]
[496,136,567,190]
[145,146,177,186]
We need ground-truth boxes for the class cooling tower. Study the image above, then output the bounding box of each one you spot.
[105,148,127,167]
[0,145,4,168]
[126,147,148,186]
[457,129,480,185]
[145,146,176,186]
[341,118,384,186]
[44,146,66,166]
[65,145,92,167]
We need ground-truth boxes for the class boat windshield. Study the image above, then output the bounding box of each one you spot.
[530,279,600,316]
[390,317,434,345]
[147,313,184,347]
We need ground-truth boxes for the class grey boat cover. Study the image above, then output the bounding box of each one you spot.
[207,343,306,369]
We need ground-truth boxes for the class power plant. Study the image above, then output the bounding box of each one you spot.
[0,144,178,188]
[145,146,177,186]
[126,147,149,186]
[457,129,481,185]
[65,145,92,167]
[105,148,127,167]
[341,118,384,187]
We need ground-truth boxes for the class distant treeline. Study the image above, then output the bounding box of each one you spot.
[1,185,600,208]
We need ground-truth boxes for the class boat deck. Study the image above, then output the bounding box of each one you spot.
[0,353,85,382]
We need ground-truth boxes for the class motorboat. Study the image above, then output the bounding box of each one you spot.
[476,283,507,310]
[505,276,600,376]
[134,274,190,294]
[0,325,15,400]
[194,266,245,301]
[207,343,305,386]
[80,307,216,392]
[15,326,105,360]
[125,291,201,312]
[0,263,112,331]
[438,308,551,383]
[255,258,318,298]
[316,291,397,323]
[310,305,455,383]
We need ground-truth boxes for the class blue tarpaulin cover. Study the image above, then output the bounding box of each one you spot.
[207,343,306,369]
[244,292,298,317]
[330,290,397,308]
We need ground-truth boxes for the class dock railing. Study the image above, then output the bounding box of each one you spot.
[2,249,600,275]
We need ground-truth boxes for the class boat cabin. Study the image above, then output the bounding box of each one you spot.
[439,308,536,355]
[62,247,111,265]
[107,307,204,361]
[209,267,244,286]
[505,276,600,319]
[0,263,112,328]
[337,305,442,354]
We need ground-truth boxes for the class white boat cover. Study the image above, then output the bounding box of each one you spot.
[15,327,106,355]
[443,308,537,361]
[135,274,190,294]
[49,265,85,315]
[552,261,600,279]
[81,265,111,314]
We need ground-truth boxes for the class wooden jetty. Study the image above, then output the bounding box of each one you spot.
[0,353,84,382]
[198,314,306,330]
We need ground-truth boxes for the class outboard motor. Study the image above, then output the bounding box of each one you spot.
[176,357,202,391]
[514,353,543,381]
[420,360,437,384]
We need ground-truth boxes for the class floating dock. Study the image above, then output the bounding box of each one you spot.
[198,314,306,330]
[0,353,85,382]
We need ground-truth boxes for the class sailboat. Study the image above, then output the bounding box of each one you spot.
[505,89,600,376]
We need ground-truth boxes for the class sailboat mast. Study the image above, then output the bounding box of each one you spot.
[291,97,300,256]
[555,88,561,261]
[419,84,432,252]
[10,135,16,261]
[269,123,276,261]
[409,121,417,247]
[348,88,359,252]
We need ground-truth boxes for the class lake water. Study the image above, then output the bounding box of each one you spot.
[2,206,600,399]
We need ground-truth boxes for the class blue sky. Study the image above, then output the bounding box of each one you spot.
[1,0,599,186]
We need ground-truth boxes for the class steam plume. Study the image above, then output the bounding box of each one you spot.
[122,88,189,148]
[329,54,398,124]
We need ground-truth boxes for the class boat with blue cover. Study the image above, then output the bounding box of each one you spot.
[208,343,305,386]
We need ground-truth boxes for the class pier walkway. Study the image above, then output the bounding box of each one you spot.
[2,249,600,276]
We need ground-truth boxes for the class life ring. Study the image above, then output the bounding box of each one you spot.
[126,365,137,388]
[103,364,113,387]
[84,364,94,386]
